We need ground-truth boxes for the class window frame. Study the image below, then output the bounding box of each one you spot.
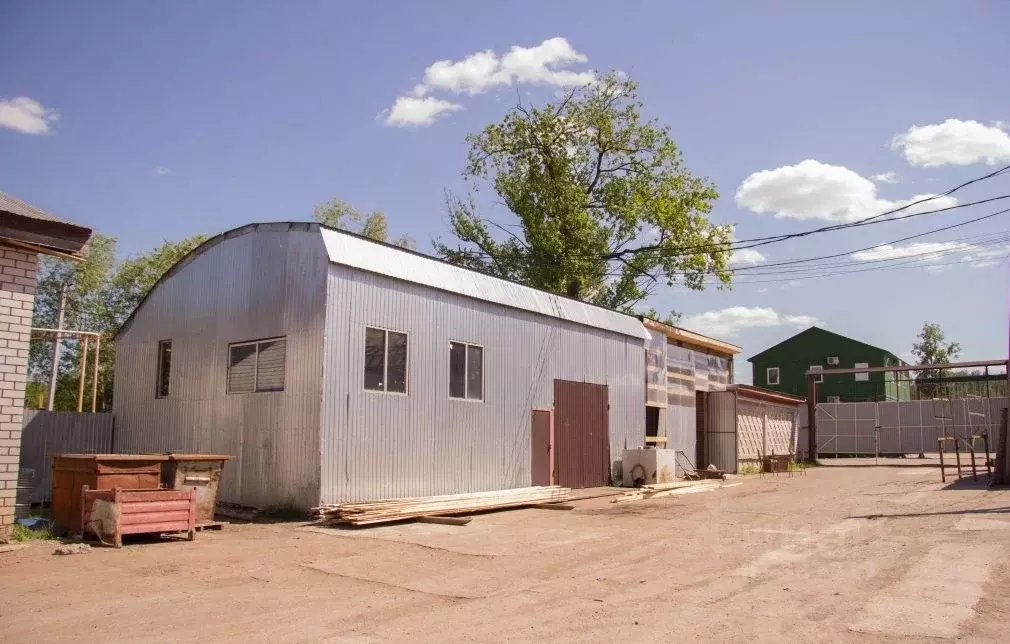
[363,326,409,395]
[809,365,824,383]
[226,336,287,394]
[766,367,780,386]
[854,362,869,382]
[448,340,485,402]
[155,339,172,399]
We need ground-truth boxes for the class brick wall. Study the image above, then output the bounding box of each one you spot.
[0,244,37,541]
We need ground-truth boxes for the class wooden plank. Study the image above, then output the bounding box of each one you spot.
[644,436,668,444]
[416,516,472,526]
[531,503,574,510]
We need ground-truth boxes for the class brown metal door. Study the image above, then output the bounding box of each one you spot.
[531,409,554,486]
[553,379,610,488]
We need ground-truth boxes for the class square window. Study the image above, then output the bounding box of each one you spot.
[854,362,869,382]
[364,327,408,394]
[766,367,780,386]
[449,341,484,401]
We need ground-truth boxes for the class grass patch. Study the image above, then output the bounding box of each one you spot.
[738,463,762,475]
[11,523,58,542]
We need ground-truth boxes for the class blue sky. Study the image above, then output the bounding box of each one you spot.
[3,1,1008,382]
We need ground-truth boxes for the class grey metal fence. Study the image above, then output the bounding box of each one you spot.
[18,410,114,504]
[803,397,1007,457]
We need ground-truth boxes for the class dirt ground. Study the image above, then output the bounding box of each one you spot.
[2,461,1010,643]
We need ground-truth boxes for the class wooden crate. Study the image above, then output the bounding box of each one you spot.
[81,487,196,548]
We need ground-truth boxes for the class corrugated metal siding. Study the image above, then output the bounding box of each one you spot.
[113,227,327,509]
[554,380,610,488]
[318,263,644,503]
[814,398,1008,456]
[705,391,737,472]
[18,411,115,504]
[319,227,646,340]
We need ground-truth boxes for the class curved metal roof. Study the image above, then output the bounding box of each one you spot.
[119,222,648,340]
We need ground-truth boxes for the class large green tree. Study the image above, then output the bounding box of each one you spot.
[313,197,416,249]
[434,72,731,316]
[27,234,208,410]
[911,322,961,398]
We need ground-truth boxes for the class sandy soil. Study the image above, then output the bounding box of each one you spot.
[2,462,1009,643]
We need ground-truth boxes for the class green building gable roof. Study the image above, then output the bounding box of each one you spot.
[747,326,903,364]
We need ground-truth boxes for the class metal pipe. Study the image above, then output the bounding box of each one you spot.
[47,285,68,410]
[77,336,89,413]
[808,359,1008,377]
[91,335,101,412]
[807,375,817,463]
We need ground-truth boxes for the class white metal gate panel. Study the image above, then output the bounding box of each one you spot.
[814,397,1007,456]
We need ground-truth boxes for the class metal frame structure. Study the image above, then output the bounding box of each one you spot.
[806,360,1008,472]
[30,327,102,413]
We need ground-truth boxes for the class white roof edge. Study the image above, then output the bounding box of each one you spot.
[319,227,648,340]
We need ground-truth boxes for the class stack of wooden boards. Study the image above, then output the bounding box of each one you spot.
[313,486,573,526]
[613,479,737,503]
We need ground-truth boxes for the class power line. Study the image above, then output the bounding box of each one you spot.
[463,162,1010,262]
[731,252,1010,284]
[730,206,1010,272]
[729,234,1010,276]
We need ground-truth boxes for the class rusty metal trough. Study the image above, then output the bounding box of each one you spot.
[81,486,197,548]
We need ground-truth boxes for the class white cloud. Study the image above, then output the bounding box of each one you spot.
[384,37,594,127]
[870,171,898,184]
[729,248,767,266]
[679,306,820,338]
[891,119,1010,167]
[735,159,958,222]
[154,166,171,176]
[383,96,462,127]
[757,288,769,293]
[851,241,974,263]
[0,96,59,134]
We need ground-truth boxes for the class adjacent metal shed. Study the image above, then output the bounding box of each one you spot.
[114,223,647,509]
[702,385,806,473]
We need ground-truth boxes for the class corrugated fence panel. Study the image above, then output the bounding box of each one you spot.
[18,411,114,503]
[318,263,644,503]
[812,397,1008,456]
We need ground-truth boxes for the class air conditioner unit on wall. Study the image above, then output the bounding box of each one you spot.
[826,396,841,403]
[826,356,840,365]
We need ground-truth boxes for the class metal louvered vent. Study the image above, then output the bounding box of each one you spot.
[227,337,286,393]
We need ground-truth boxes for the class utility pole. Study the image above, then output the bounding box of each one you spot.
[46,284,68,411]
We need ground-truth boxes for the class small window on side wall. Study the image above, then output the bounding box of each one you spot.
[156,340,172,398]
[766,367,780,386]
[364,327,408,394]
[810,365,824,383]
[854,362,869,382]
[449,341,484,401]
[227,337,286,393]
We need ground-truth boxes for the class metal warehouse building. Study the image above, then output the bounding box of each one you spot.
[113,222,646,510]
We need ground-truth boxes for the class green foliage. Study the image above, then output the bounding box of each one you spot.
[911,322,961,397]
[434,72,730,316]
[313,197,416,249]
[11,523,57,542]
[28,234,208,410]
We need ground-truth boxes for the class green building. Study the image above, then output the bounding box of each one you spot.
[748,327,909,402]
